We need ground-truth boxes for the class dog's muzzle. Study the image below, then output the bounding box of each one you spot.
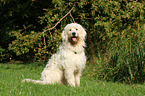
[71,32,77,41]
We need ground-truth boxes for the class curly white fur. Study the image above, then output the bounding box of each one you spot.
[22,23,87,87]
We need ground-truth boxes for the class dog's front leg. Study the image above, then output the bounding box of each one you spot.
[75,70,81,87]
[64,69,75,87]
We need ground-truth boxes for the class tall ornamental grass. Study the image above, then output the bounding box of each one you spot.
[86,26,145,83]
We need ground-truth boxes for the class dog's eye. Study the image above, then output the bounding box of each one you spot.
[69,29,71,31]
[76,28,78,31]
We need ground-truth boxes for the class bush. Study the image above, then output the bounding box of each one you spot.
[0,0,143,62]
[87,26,145,83]
[0,47,5,61]
[0,46,12,62]
[0,0,144,65]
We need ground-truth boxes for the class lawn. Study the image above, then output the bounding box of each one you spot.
[1,62,145,96]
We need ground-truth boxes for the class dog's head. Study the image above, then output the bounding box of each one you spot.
[62,23,86,46]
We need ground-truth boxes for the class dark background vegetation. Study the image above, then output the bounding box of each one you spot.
[0,0,144,83]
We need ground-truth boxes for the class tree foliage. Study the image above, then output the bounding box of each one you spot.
[0,0,144,60]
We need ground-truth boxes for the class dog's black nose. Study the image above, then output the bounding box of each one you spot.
[72,32,76,36]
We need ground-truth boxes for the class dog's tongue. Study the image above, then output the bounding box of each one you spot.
[72,38,77,41]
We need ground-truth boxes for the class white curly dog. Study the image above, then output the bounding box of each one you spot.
[23,23,87,87]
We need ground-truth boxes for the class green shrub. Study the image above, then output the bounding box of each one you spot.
[0,47,5,61]
[1,0,144,62]
[87,26,145,83]
[0,46,12,62]
[8,30,61,62]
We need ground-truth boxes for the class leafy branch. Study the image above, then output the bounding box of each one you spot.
[40,3,76,35]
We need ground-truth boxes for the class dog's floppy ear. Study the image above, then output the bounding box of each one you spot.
[81,28,87,40]
[61,30,67,43]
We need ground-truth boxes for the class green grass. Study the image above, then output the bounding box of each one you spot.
[1,62,145,96]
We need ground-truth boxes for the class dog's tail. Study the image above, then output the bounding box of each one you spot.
[22,79,48,85]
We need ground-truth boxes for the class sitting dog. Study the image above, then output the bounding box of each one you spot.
[23,23,87,87]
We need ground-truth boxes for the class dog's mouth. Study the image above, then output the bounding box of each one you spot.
[72,37,77,42]
[71,36,78,42]
[71,32,78,42]
[69,36,79,46]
